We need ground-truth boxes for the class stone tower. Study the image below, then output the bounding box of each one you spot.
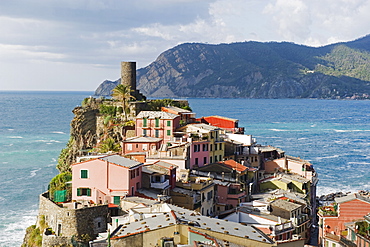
[121,61,136,91]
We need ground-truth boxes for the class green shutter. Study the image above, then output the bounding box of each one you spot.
[77,188,81,196]
[87,188,91,196]
[114,196,120,205]
[167,130,171,136]
[81,170,88,178]
[143,118,147,127]
[155,118,159,127]
[167,121,171,126]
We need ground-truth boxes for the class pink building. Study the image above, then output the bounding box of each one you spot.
[135,111,180,143]
[122,136,162,155]
[71,155,143,205]
[190,140,210,169]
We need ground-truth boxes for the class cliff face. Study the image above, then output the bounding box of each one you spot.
[95,36,370,99]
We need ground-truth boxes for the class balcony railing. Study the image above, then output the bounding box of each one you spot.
[274,222,294,235]
[150,180,170,189]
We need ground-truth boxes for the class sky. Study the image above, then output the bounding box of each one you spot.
[1,0,370,91]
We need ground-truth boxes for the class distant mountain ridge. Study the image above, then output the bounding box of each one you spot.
[95,35,370,99]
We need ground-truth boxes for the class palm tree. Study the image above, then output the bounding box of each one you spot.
[111,84,135,121]
[99,138,121,153]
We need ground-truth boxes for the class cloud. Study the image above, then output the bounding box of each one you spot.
[1,0,370,90]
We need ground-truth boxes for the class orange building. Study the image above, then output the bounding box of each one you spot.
[202,115,244,134]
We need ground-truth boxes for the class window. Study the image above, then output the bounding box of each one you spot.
[215,156,218,162]
[80,170,88,179]
[219,155,222,161]
[219,143,222,150]
[210,157,212,163]
[130,170,135,179]
[136,168,140,176]
[127,144,132,151]
[167,121,171,127]
[195,158,198,165]
[210,144,212,151]
[155,118,159,127]
[77,188,91,196]
[203,157,207,165]
[143,118,147,127]
[167,130,171,136]
[143,129,147,136]
[207,190,213,200]
[155,130,159,138]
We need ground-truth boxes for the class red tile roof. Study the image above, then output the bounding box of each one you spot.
[219,160,248,172]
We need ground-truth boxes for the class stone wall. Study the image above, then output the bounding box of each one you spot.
[42,235,71,247]
[38,192,108,245]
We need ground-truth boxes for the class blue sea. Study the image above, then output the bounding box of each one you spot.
[1,92,370,246]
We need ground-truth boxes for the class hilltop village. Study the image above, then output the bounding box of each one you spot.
[24,62,370,247]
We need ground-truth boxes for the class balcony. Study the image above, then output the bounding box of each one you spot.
[150,180,170,189]
[273,222,294,235]
[227,188,246,199]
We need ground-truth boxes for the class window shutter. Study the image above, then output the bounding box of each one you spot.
[77,188,81,196]
[143,118,147,127]
[87,188,91,196]
[81,170,88,178]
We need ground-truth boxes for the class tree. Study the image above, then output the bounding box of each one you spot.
[99,138,121,153]
[111,84,135,121]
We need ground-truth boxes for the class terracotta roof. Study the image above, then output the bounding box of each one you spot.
[162,106,191,113]
[219,160,248,172]
[204,115,239,122]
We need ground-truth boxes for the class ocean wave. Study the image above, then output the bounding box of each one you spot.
[0,209,38,246]
[347,162,370,165]
[51,131,66,134]
[7,129,14,131]
[333,129,370,133]
[7,136,23,139]
[29,168,41,178]
[35,139,61,143]
[315,155,340,160]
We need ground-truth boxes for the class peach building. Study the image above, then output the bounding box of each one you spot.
[319,193,370,246]
[122,136,162,155]
[71,154,143,205]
